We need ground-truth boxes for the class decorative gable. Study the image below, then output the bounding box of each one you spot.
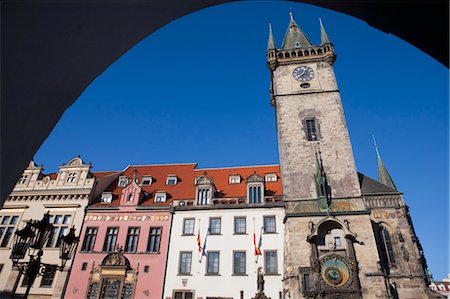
[120,179,142,206]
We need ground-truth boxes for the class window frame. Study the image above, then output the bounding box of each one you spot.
[206,251,220,275]
[232,251,246,275]
[81,226,98,252]
[46,213,74,248]
[182,218,195,236]
[263,216,277,234]
[0,214,20,248]
[147,227,162,253]
[178,251,193,275]
[208,217,221,235]
[124,227,140,253]
[40,265,57,287]
[304,117,320,141]
[102,227,119,252]
[264,250,278,274]
[234,217,247,235]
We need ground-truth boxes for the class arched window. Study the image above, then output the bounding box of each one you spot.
[248,185,262,203]
[197,188,210,205]
[381,226,396,266]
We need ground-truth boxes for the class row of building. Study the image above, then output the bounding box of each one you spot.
[0,12,444,299]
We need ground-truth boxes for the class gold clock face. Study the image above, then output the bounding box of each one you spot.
[293,66,315,82]
[321,257,351,287]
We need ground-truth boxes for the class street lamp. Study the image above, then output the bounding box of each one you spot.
[10,212,79,298]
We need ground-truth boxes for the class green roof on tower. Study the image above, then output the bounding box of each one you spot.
[281,11,313,50]
[267,23,276,51]
[373,136,397,190]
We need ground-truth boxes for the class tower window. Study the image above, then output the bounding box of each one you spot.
[381,227,396,266]
[304,118,319,141]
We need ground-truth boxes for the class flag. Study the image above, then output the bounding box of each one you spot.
[197,228,202,253]
[254,230,261,256]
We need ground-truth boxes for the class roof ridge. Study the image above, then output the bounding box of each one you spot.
[197,164,280,170]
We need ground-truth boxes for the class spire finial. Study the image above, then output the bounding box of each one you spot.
[372,136,397,190]
[319,17,331,44]
[372,135,381,159]
[289,9,294,20]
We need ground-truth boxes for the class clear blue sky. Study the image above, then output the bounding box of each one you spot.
[35,2,448,279]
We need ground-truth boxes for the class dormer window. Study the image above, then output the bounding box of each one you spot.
[18,175,28,184]
[197,188,210,205]
[155,192,167,202]
[101,192,112,204]
[141,176,153,186]
[265,173,277,182]
[229,175,241,184]
[195,174,214,206]
[118,176,128,187]
[66,172,77,183]
[166,175,178,185]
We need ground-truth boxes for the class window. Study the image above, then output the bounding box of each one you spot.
[21,275,33,287]
[40,265,56,287]
[305,118,319,141]
[118,176,128,187]
[334,236,342,247]
[209,218,221,235]
[125,227,140,253]
[144,265,150,273]
[233,251,246,275]
[81,227,98,252]
[381,227,396,266]
[179,252,192,274]
[174,291,193,299]
[87,283,99,299]
[206,251,220,274]
[234,217,246,234]
[122,284,134,299]
[166,175,178,185]
[263,216,276,233]
[197,188,210,205]
[0,215,19,247]
[81,262,88,271]
[155,191,167,202]
[248,185,262,203]
[103,227,118,252]
[182,218,195,235]
[147,227,162,253]
[18,175,28,184]
[66,172,77,183]
[46,214,72,247]
[265,173,277,182]
[141,176,153,186]
[229,175,241,184]
[264,251,278,274]
[101,192,112,204]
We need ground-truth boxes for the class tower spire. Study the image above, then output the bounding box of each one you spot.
[373,136,397,190]
[267,23,276,51]
[319,18,331,44]
[281,10,312,49]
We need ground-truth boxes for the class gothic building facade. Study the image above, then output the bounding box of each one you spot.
[266,13,436,299]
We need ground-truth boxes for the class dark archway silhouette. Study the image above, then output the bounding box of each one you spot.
[1,1,448,203]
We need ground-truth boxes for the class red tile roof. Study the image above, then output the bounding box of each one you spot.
[91,163,282,207]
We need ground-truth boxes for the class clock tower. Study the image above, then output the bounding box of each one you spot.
[267,13,361,202]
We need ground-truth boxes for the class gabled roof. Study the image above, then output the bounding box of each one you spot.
[358,173,400,195]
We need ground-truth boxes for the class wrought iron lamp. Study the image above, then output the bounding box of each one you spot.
[9,212,79,298]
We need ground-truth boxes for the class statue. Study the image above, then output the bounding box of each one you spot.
[257,267,265,292]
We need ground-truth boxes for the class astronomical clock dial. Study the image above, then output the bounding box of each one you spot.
[321,256,351,287]
[293,66,315,82]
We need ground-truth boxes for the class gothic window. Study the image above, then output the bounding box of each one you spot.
[125,227,140,253]
[248,185,262,203]
[17,175,28,184]
[264,251,278,274]
[234,217,246,234]
[206,251,220,274]
[0,215,19,247]
[209,218,221,235]
[263,216,276,233]
[81,227,98,252]
[103,227,119,252]
[233,251,246,275]
[147,227,162,253]
[197,188,210,205]
[381,226,396,266]
[182,218,195,235]
[46,214,72,248]
[40,265,57,287]
[304,118,320,141]
[66,172,77,183]
[179,252,192,275]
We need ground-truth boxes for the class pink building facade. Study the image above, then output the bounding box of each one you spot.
[65,165,179,299]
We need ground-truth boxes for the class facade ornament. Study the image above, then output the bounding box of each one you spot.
[253,267,271,299]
